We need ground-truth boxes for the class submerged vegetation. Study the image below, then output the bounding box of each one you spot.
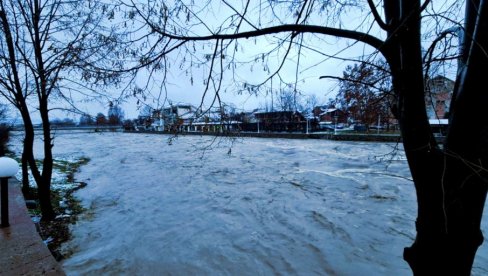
[24,157,90,260]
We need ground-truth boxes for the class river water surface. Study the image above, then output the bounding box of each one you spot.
[9,132,488,275]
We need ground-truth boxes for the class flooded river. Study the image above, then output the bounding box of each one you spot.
[9,132,488,275]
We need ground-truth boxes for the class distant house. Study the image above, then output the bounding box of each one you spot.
[134,115,154,131]
[313,106,348,124]
[234,111,256,124]
[254,110,305,122]
[150,104,197,131]
[253,111,306,132]
[197,105,235,123]
[425,76,454,119]
[187,106,241,133]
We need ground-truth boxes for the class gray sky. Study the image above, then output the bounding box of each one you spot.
[104,0,382,119]
[4,0,461,122]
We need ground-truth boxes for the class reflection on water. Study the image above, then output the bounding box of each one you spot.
[8,132,488,275]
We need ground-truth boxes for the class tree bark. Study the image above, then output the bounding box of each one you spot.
[398,0,488,274]
[21,145,30,195]
[32,0,55,221]
[38,98,55,221]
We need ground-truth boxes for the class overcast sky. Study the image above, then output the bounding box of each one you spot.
[105,0,382,119]
[2,0,461,123]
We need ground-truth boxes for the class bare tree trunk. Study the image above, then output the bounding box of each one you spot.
[31,0,55,221]
[398,0,488,274]
[38,98,55,221]
[21,145,30,195]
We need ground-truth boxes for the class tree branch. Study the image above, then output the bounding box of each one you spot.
[148,23,387,58]
[366,0,388,30]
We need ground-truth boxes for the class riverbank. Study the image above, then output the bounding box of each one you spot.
[125,129,407,142]
[4,131,92,268]
[12,126,438,143]
[24,157,90,261]
[0,178,65,275]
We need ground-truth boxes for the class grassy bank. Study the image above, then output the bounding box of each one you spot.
[23,157,90,261]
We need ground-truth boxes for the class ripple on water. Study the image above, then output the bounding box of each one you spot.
[9,132,480,275]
